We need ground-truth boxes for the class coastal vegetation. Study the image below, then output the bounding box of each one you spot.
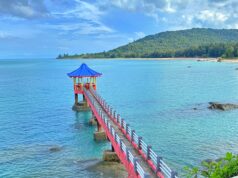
[57,28,238,59]
[184,152,238,178]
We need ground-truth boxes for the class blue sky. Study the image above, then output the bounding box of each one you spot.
[0,0,238,58]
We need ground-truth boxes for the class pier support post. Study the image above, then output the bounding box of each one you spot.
[103,144,120,162]
[74,94,78,104]
[89,113,97,126]
[83,94,89,107]
[111,144,115,152]
[93,120,107,141]
[72,94,91,112]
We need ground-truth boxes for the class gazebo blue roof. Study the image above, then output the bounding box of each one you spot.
[67,63,102,78]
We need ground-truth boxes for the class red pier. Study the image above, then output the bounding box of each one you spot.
[68,63,178,178]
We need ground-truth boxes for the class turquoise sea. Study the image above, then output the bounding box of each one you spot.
[1,58,238,177]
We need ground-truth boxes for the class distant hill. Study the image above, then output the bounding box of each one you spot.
[57,28,238,59]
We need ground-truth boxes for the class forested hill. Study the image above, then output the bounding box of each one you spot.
[58,28,238,59]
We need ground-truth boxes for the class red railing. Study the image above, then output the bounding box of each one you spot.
[83,88,150,178]
[87,87,178,178]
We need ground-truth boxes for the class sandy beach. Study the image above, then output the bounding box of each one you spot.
[59,57,216,61]
[59,57,238,63]
[218,59,238,63]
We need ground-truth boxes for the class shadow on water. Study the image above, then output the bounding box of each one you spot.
[72,111,92,130]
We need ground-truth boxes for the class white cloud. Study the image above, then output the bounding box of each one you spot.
[196,10,229,22]
[53,0,104,22]
[51,0,114,36]
[0,31,12,39]
[0,0,48,19]
[42,21,114,35]
[103,0,238,29]
[105,0,189,20]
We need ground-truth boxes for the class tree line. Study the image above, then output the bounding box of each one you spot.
[57,43,238,59]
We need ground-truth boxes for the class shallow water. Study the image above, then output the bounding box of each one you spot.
[0,58,238,177]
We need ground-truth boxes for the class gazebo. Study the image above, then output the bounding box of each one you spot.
[68,63,102,106]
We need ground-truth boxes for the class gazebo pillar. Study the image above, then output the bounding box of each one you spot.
[83,94,86,102]
[74,94,78,104]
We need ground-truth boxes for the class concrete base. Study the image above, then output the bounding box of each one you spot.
[94,130,107,141]
[103,150,120,162]
[72,101,90,112]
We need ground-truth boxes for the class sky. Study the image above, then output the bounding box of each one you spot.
[0,0,238,58]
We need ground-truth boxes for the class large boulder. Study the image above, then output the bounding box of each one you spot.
[208,102,238,111]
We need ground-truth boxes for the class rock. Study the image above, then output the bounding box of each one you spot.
[202,159,213,164]
[202,157,223,165]
[208,102,238,111]
[215,158,223,162]
[49,146,62,152]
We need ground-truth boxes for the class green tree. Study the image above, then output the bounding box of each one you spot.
[225,46,235,58]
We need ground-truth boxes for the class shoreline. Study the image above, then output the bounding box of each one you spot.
[58,57,216,61]
[57,57,238,63]
[218,59,238,63]
[58,57,238,63]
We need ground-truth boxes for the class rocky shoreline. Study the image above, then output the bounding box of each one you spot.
[197,58,238,63]
[208,102,238,111]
